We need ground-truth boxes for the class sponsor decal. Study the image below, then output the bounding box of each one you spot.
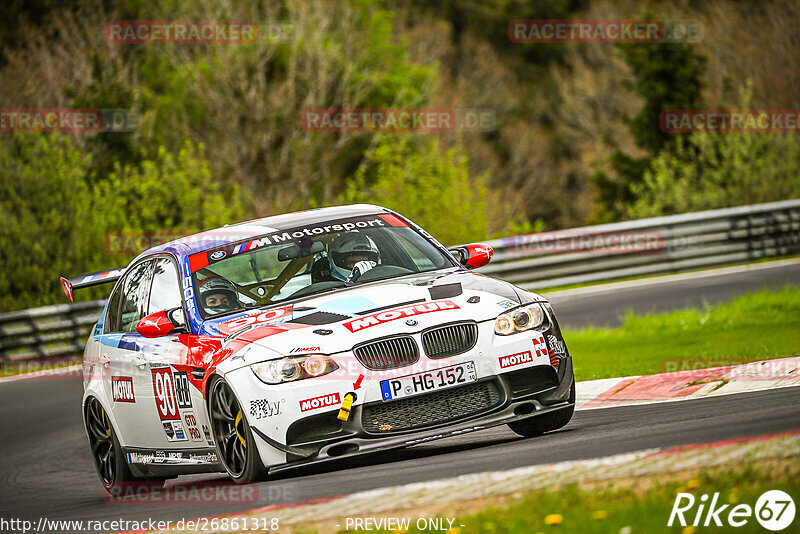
[173,371,192,409]
[219,305,293,336]
[126,451,219,466]
[547,334,566,357]
[342,299,460,333]
[161,421,187,442]
[532,336,549,358]
[194,216,389,270]
[299,392,341,412]
[182,412,204,443]
[499,350,534,369]
[289,346,321,353]
[250,398,283,419]
[112,376,135,403]
[202,424,213,444]
[498,299,516,310]
[161,421,180,441]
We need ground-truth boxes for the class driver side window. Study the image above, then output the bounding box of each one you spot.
[148,258,183,315]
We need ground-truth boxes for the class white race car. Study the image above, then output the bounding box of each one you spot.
[62,205,574,490]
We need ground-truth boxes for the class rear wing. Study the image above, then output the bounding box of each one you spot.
[59,267,126,302]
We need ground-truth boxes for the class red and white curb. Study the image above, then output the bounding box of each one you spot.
[576,356,800,410]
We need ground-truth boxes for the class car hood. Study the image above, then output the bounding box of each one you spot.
[211,269,545,368]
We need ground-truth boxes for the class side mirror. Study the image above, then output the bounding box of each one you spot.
[448,243,493,270]
[136,308,188,338]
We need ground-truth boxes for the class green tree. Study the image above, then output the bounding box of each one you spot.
[627,85,800,218]
[0,134,247,311]
[341,134,529,245]
[0,133,97,311]
[593,40,707,220]
[92,141,247,237]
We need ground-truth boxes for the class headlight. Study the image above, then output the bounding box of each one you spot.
[494,304,545,335]
[250,355,339,384]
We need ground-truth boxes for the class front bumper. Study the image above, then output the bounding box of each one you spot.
[261,358,573,474]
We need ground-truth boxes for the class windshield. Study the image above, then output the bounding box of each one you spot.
[191,215,454,318]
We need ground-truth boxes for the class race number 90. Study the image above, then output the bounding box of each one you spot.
[152,368,178,420]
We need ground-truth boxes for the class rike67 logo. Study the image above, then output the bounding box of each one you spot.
[669,490,795,531]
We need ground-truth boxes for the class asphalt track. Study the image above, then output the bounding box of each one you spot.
[1,261,799,529]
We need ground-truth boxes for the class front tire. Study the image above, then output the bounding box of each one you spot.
[507,378,575,437]
[208,376,268,483]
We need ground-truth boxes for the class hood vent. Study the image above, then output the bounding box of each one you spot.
[428,283,462,300]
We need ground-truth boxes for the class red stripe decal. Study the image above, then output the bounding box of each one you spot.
[189,252,209,272]
[378,214,408,227]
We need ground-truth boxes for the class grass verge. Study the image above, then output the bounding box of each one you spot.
[565,285,800,381]
[294,448,799,534]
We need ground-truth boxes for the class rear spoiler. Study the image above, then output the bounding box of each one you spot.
[59,267,126,302]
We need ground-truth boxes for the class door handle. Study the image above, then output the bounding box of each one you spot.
[133,353,147,369]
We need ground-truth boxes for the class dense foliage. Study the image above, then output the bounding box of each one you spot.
[0,0,798,310]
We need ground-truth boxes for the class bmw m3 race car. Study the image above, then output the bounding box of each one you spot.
[62,205,575,490]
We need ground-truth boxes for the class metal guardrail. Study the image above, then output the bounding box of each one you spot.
[478,198,800,290]
[1,200,799,363]
[0,301,105,363]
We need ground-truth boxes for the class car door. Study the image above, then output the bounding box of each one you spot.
[95,259,154,448]
[139,256,207,448]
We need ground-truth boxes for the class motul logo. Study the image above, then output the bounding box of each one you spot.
[299,393,340,412]
[499,351,534,369]
[342,300,460,333]
[112,376,135,402]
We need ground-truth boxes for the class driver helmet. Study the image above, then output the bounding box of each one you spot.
[329,233,380,281]
[198,276,240,315]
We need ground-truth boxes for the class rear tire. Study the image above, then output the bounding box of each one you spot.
[208,376,268,483]
[85,396,137,493]
[507,378,575,438]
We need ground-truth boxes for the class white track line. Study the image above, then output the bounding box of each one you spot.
[542,257,800,299]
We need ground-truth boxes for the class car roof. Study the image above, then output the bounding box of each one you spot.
[145,204,392,257]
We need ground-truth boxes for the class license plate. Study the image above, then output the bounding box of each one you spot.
[380,362,477,401]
